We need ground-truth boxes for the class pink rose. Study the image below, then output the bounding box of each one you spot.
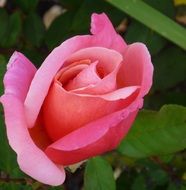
[0,13,153,185]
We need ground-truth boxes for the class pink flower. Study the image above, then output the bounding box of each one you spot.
[0,13,153,186]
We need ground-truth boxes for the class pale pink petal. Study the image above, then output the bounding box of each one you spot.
[45,106,139,165]
[42,83,139,141]
[1,95,65,186]
[65,61,101,91]
[70,68,117,95]
[0,52,65,185]
[66,47,122,72]
[58,64,89,87]
[56,59,91,86]
[4,51,36,101]
[70,86,140,102]
[66,47,123,94]
[118,43,153,97]
[101,86,140,101]
[24,13,127,128]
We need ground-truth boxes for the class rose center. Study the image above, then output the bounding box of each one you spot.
[55,59,106,92]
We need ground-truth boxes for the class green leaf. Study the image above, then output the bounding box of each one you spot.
[84,157,116,190]
[0,183,32,190]
[71,0,126,34]
[132,176,147,190]
[116,170,135,190]
[59,0,82,10]
[0,12,22,48]
[46,0,126,49]
[167,183,179,190]
[108,0,186,50]
[125,0,174,55]
[45,11,75,50]
[125,20,167,55]
[0,9,8,42]
[118,105,186,158]
[145,92,186,110]
[143,0,175,18]
[21,48,45,66]
[153,46,186,91]
[0,55,6,95]
[49,186,65,190]
[24,13,45,47]
[158,154,174,163]
[14,0,39,13]
[149,169,168,186]
[181,185,186,190]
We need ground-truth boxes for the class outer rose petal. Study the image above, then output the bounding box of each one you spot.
[42,83,139,141]
[4,51,36,101]
[91,13,127,53]
[1,96,65,186]
[118,43,153,97]
[0,53,65,185]
[24,13,127,128]
[45,102,140,165]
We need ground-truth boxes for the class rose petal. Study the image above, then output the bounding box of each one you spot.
[4,51,36,101]
[1,95,65,186]
[58,63,89,87]
[91,13,127,53]
[42,82,139,141]
[24,13,127,128]
[0,53,65,185]
[29,114,52,150]
[45,105,139,165]
[65,61,101,91]
[66,47,122,73]
[66,47,123,94]
[117,43,153,97]
[70,68,117,95]
[100,86,140,101]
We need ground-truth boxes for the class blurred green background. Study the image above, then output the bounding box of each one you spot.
[0,0,186,190]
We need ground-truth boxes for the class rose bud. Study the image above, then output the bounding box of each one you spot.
[0,13,153,185]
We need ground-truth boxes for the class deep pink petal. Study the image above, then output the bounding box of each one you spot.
[4,51,36,101]
[42,83,139,141]
[118,43,153,97]
[24,13,127,128]
[45,105,139,165]
[91,13,127,53]
[1,95,65,186]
